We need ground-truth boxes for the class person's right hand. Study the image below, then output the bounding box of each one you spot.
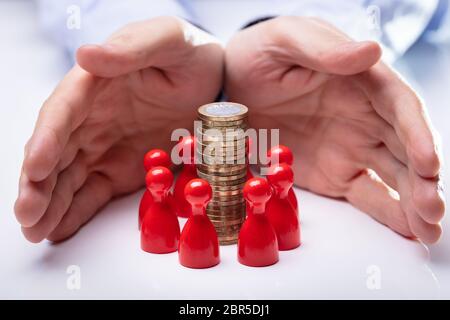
[14,16,224,243]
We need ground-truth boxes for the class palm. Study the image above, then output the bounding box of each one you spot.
[77,56,217,194]
[227,44,378,197]
[254,75,381,198]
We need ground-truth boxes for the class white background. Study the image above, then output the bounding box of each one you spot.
[0,0,449,299]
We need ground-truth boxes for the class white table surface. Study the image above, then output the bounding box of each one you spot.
[0,0,449,299]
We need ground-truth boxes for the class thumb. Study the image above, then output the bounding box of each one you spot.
[276,17,382,75]
[76,16,188,78]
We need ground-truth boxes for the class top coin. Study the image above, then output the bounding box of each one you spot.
[198,102,248,122]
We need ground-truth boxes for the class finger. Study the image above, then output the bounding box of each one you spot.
[14,170,57,227]
[356,63,441,178]
[56,130,81,172]
[396,169,442,244]
[410,169,445,224]
[346,169,413,238]
[23,66,96,182]
[271,17,382,75]
[375,118,408,165]
[76,16,204,77]
[406,207,442,245]
[361,145,405,191]
[21,155,88,243]
[362,146,443,243]
[47,172,113,242]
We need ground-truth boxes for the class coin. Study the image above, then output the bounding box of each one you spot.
[197,144,247,154]
[214,225,243,235]
[200,131,246,139]
[208,198,245,206]
[197,170,247,181]
[198,143,247,152]
[197,162,247,170]
[208,176,247,186]
[198,102,248,122]
[197,138,247,146]
[207,207,245,215]
[206,209,245,216]
[210,183,246,191]
[197,124,248,133]
[208,205,245,212]
[200,136,246,144]
[197,167,246,177]
[208,216,245,224]
[202,158,247,166]
[211,193,243,201]
[212,220,245,228]
[200,150,246,159]
[197,139,247,148]
[215,231,241,238]
[198,147,246,158]
[200,156,246,166]
[207,209,245,216]
[209,195,245,201]
[214,222,243,230]
[219,239,238,245]
[207,212,245,220]
[199,118,247,128]
[209,201,243,208]
[211,190,243,198]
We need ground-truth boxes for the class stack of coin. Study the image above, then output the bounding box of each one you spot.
[196,102,248,245]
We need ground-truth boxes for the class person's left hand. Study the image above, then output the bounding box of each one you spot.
[225,16,445,244]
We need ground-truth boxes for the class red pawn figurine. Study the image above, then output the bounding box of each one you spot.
[173,136,198,218]
[266,164,301,251]
[141,166,180,254]
[138,149,173,229]
[268,145,298,212]
[238,178,279,267]
[179,179,220,268]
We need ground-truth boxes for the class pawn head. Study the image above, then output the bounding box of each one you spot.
[143,149,171,172]
[244,177,272,209]
[268,145,293,166]
[145,166,173,200]
[267,163,294,194]
[177,136,195,164]
[184,178,212,209]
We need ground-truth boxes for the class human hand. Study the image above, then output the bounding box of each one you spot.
[14,16,223,242]
[225,16,445,244]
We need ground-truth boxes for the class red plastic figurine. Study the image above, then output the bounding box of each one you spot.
[173,136,198,218]
[138,149,173,229]
[179,179,220,268]
[238,178,279,267]
[266,164,301,251]
[141,166,180,254]
[268,145,298,212]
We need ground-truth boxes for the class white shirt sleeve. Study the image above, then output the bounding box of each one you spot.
[224,0,439,63]
[35,0,194,60]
